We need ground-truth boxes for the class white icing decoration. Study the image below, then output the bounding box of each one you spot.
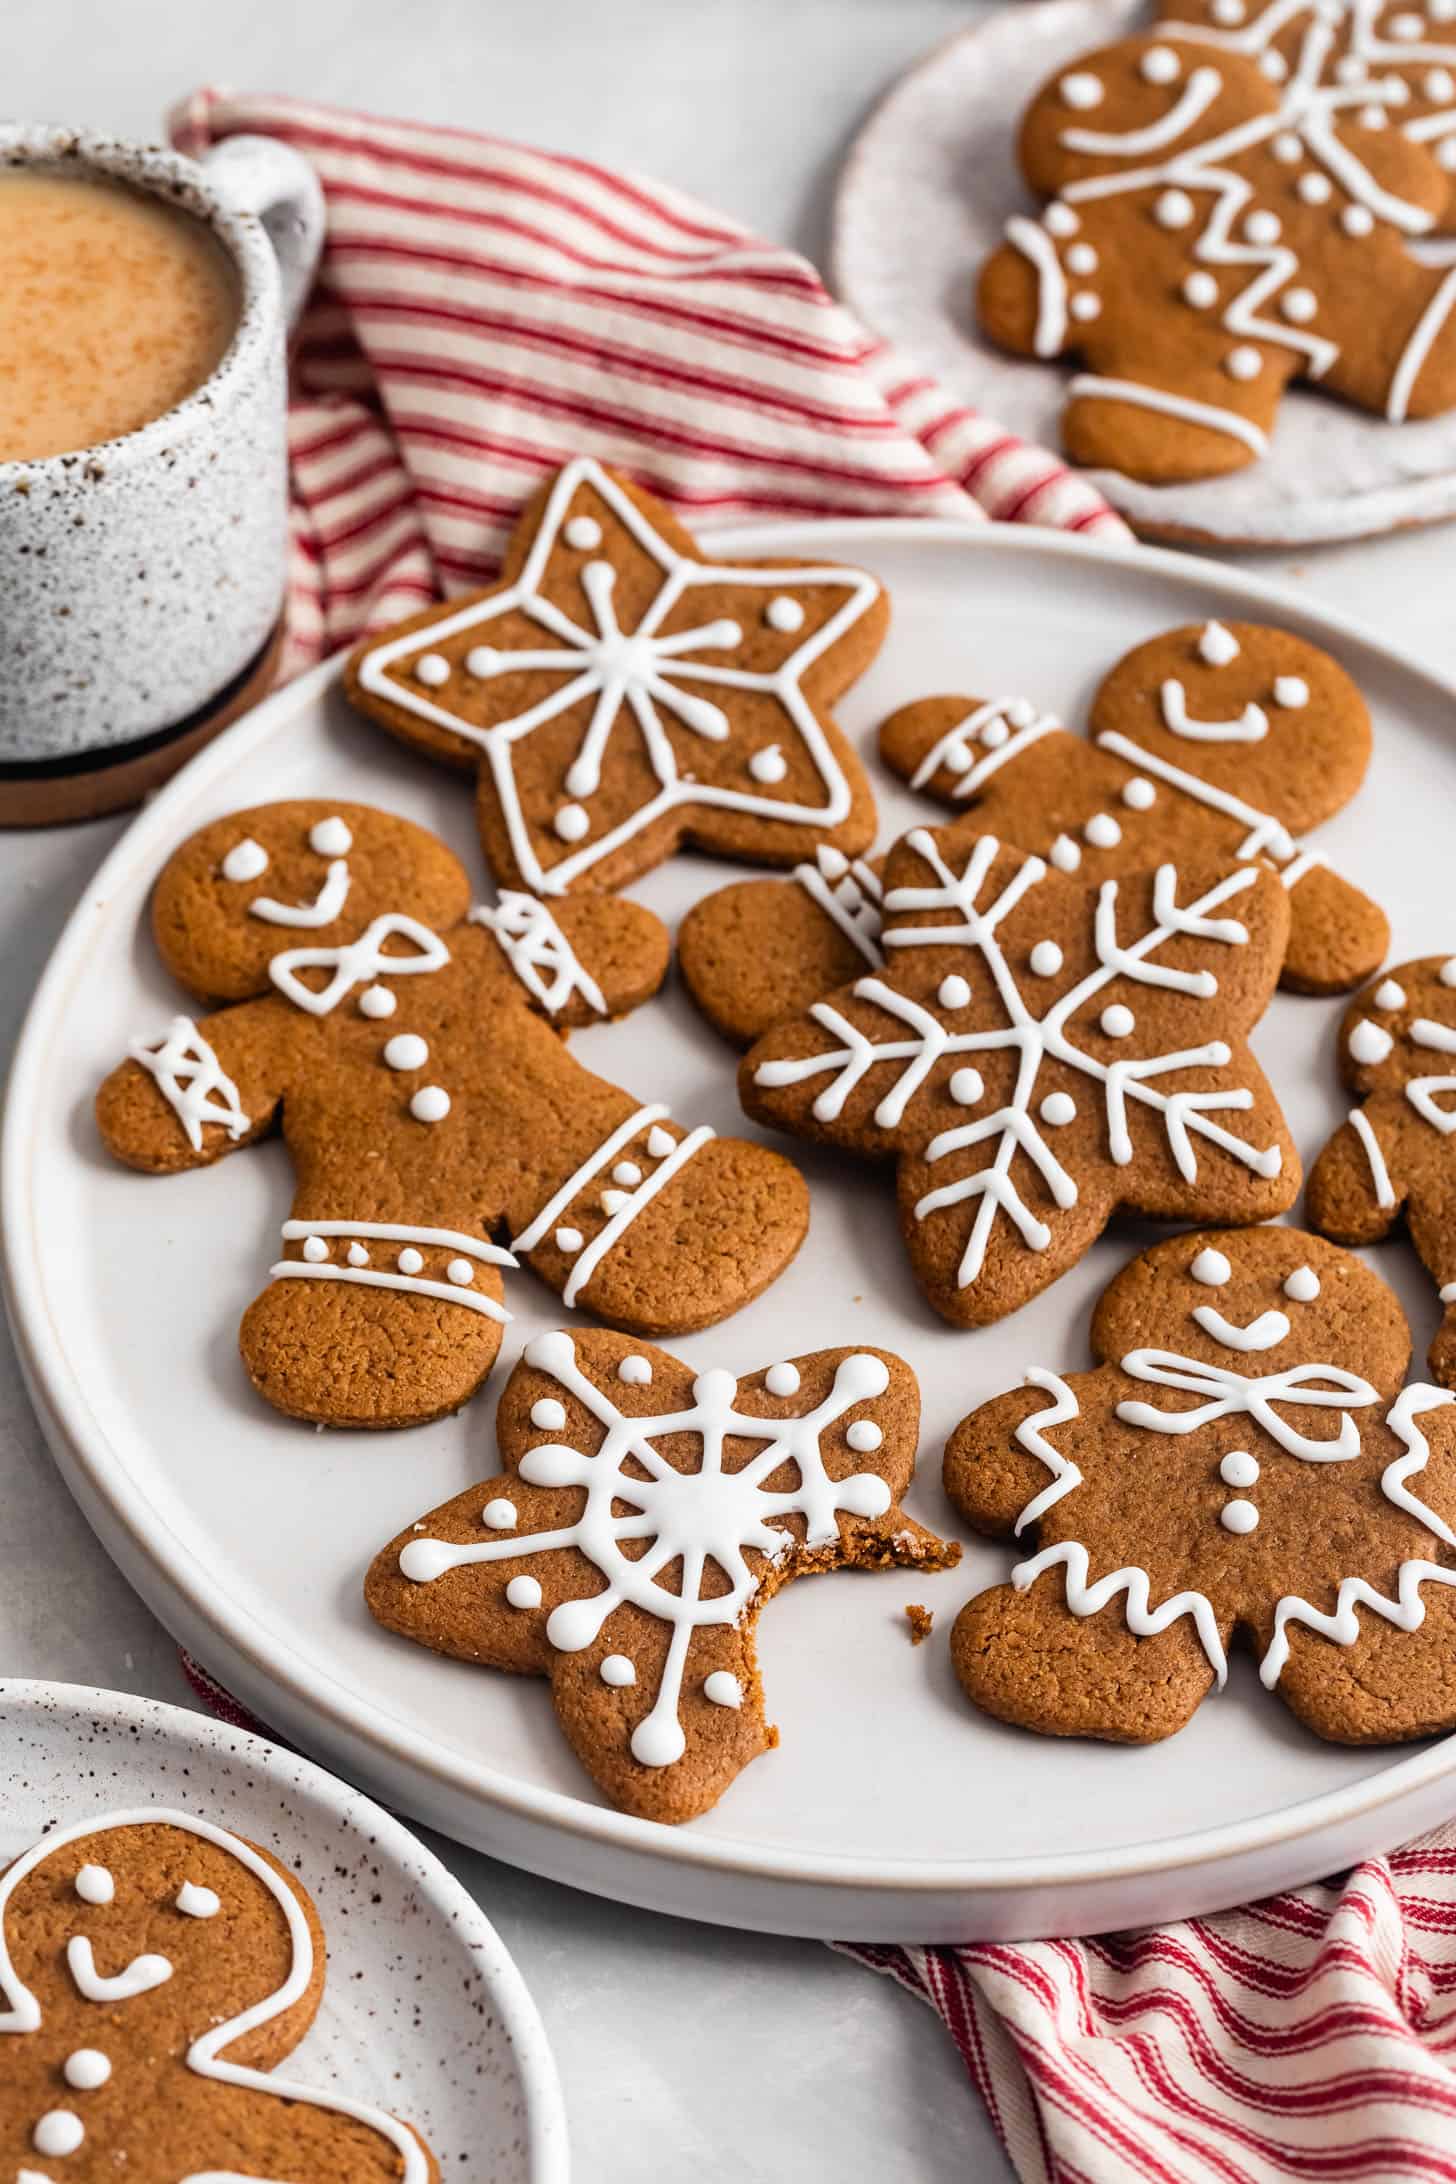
[1100,1003,1135,1037]
[766,595,806,632]
[414,653,450,687]
[73,1865,113,1906]
[1068,378,1269,456]
[0,1810,430,2180]
[794,845,885,969]
[532,1398,567,1431]
[1273,675,1309,707]
[1041,1091,1077,1126]
[65,1936,172,2003]
[1060,70,1105,107]
[556,1226,583,1253]
[1350,1018,1395,1064]
[1220,1449,1259,1487]
[1067,242,1099,274]
[484,1498,516,1529]
[63,2048,111,2089]
[469,893,607,1017]
[358,984,396,1018]
[511,1104,714,1309]
[950,1067,984,1105]
[175,1881,221,1918]
[1096,729,1297,866]
[410,1085,450,1123]
[1045,204,1079,236]
[1160,677,1268,743]
[269,913,449,1017]
[1191,1246,1232,1285]
[554,804,590,843]
[129,1019,250,1153]
[1123,775,1157,809]
[565,515,602,549]
[1085,813,1122,848]
[1224,344,1263,380]
[301,1235,328,1263]
[33,2112,84,2156]
[1007,218,1069,359]
[1244,209,1281,244]
[1281,288,1317,324]
[1192,1303,1292,1351]
[1298,173,1333,202]
[1030,941,1063,977]
[1198,621,1240,666]
[1349,1106,1398,1207]
[1273,130,1302,160]
[355,457,882,896]
[1374,979,1407,1010]
[1221,1497,1260,1532]
[1116,1348,1379,1460]
[396,1248,424,1274]
[757,836,1278,1288]
[1013,1538,1229,1685]
[249,859,350,929]
[1142,43,1182,81]
[270,1219,514,1324]
[383,1032,428,1071]
[846,1420,883,1451]
[1064,69,1222,157]
[1284,1264,1321,1301]
[1389,267,1456,419]
[614,1162,642,1185]
[908,696,1060,799]
[618,1355,653,1385]
[506,1575,542,1609]
[347,1242,370,1266]
[221,837,269,882]
[447,1257,474,1284]
[703,1671,743,1708]
[1071,292,1102,322]
[1445,961,1456,987]
[938,974,971,1009]
[399,1333,894,1767]
[766,1362,801,1396]
[1155,187,1197,227]
[600,1654,636,1686]
[1184,270,1220,308]
[749,745,788,783]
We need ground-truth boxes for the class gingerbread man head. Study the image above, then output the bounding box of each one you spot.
[0,1810,435,2179]
[945,1225,1456,1746]
[96,800,808,1429]
[978,30,1456,480]
[343,457,887,898]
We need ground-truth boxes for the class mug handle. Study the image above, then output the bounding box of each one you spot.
[197,135,326,329]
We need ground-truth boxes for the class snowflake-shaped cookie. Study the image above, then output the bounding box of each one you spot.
[344,458,886,897]
[945,1227,1456,1745]
[366,1329,955,1822]
[742,825,1298,1325]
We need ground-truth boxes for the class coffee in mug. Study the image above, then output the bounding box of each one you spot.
[0,170,241,462]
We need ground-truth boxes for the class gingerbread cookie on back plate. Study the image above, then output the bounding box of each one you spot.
[944,1226,1456,1747]
[879,619,1388,994]
[95,800,809,1430]
[978,31,1456,481]
[343,457,887,898]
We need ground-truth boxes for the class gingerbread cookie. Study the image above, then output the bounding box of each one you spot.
[978,32,1456,481]
[944,1226,1456,1745]
[679,843,888,1048]
[96,801,809,1429]
[0,1808,435,2179]
[742,825,1298,1327]
[367,1329,955,1823]
[1308,956,1456,1385]
[342,457,886,898]
[879,621,1387,993]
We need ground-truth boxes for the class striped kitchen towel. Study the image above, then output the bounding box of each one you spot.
[169,90,1127,679]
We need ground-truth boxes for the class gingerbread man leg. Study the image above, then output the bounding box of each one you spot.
[1269,1591,1456,1744]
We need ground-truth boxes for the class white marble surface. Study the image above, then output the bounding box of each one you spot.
[5,2,1455,2177]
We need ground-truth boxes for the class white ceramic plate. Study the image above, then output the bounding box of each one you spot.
[8,519,1456,1944]
[832,0,1456,546]
[0,1678,567,2179]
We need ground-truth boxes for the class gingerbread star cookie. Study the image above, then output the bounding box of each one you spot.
[366,1329,957,1823]
[96,801,808,1429]
[979,31,1456,480]
[1308,956,1456,1385]
[944,1226,1456,1746]
[0,1809,436,2179]
[879,619,1388,993]
[741,825,1298,1327]
[343,457,886,897]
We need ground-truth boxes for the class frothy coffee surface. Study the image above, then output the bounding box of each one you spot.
[0,170,240,462]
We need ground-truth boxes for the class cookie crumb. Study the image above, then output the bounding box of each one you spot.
[905,1603,934,1645]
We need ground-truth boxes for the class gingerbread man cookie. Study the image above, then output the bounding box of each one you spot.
[879,620,1388,993]
[979,31,1456,480]
[1308,956,1456,1384]
[742,825,1298,1327]
[944,1227,1456,1745]
[96,801,808,1429]
[343,457,886,898]
[366,1329,956,1823]
[0,1809,435,2179]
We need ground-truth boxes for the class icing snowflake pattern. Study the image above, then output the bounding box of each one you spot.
[354,457,883,895]
[752,831,1285,1293]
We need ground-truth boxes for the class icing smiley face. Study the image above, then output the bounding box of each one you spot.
[0,1810,434,2176]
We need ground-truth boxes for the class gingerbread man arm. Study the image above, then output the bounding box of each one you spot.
[469,890,670,1026]
[943,1374,1102,1539]
[1280,864,1390,997]
[1306,1098,1412,1246]
[678,852,886,1049]
[96,996,293,1175]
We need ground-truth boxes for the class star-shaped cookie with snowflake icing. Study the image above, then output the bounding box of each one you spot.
[742,825,1300,1326]
[366,1327,955,1822]
[343,459,887,898]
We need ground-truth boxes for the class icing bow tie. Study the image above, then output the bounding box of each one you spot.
[268,913,449,1016]
[1116,1348,1380,1462]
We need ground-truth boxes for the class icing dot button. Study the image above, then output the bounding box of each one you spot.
[766,1361,801,1397]
[347,1241,370,1267]
[1220,1450,1260,1488]
[358,984,396,1019]
[555,1226,583,1253]
[1426,65,1455,98]
[766,594,806,632]
[599,1653,636,1687]
[506,1575,542,1610]
[397,1247,424,1276]
[1298,172,1332,203]
[221,836,269,882]
[531,1397,567,1431]
[846,1419,883,1452]
[1350,1019,1394,1064]
[949,1067,984,1106]
[383,1032,429,1071]
[1007,697,1039,727]
[1342,204,1375,236]
[465,644,501,677]
[1224,345,1263,381]
[74,1864,113,1905]
[646,1125,675,1159]
[1191,1246,1232,1286]
[1280,287,1317,325]
[1284,1264,1321,1302]
[980,717,1010,749]
[414,652,451,688]
[446,1257,475,1286]
[1243,210,1281,245]
[554,803,590,843]
[1183,271,1219,309]
[1085,813,1121,848]
[565,514,603,549]
[301,1234,329,1263]
[938,974,972,1009]
[1060,70,1104,107]
[613,1161,642,1186]
[62,2048,111,2090]
[1212,0,1245,19]
[1029,941,1063,977]
[1041,1092,1077,1128]
[33,2111,85,2156]
[1067,242,1099,275]
[175,1881,221,1918]
[1374,980,1407,1011]
[1070,292,1102,322]
[484,1498,517,1529]
[618,1354,653,1384]
[1259,44,1287,75]
[703,1671,743,1708]
[1221,1498,1260,1534]
[1101,1003,1135,1038]
[1122,776,1156,810]
[1140,42,1180,81]
[410,1085,451,1124]
[1154,188,1195,229]
[1045,204,1080,237]
[1273,131,1302,162]
[749,745,788,783]
[308,815,353,857]
[1273,675,1309,707]
[1050,833,1082,872]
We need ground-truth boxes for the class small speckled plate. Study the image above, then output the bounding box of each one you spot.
[0,1679,568,2181]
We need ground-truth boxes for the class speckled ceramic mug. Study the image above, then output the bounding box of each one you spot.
[0,125,325,764]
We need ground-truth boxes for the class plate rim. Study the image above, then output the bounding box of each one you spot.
[0,1674,569,2180]
[9,515,1456,1912]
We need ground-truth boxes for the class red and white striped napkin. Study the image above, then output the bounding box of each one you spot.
[168,91,1456,2184]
